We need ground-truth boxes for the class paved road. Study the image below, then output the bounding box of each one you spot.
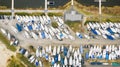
[0,10,64,13]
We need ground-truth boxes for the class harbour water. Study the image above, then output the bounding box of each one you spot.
[0,0,120,9]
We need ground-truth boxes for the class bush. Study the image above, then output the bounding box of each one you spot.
[7,56,25,67]
[29,45,36,52]
[52,22,58,28]
[16,53,36,67]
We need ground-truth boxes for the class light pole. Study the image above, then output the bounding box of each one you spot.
[71,0,74,6]
[99,0,102,23]
[11,0,14,20]
[45,0,48,15]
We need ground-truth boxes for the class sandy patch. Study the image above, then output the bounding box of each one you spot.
[0,41,14,67]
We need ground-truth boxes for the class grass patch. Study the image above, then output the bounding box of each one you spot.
[0,12,11,15]
[28,45,36,52]
[52,22,58,28]
[0,32,16,52]
[84,21,98,25]
[41,58,51,67]
[16,53,36,67]
[65,21,82,32]
[48,12,63,16]
[7,56,25,67]
[15,12,45,16]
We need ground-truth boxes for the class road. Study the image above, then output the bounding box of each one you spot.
[0,9,64,13]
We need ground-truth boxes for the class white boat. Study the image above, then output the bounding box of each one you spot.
[36,48,40,57]
[68,35,75,40]
[24,31,30,38]
[38,32,42,39]
[58,54,61,62]
[96,30,101,35]
[57,46,60,54]
[39,60,43,67]
[57,64,60,67]
[31,32,38,40]
[84,34,90,39]
[48,45,52,53]
[64,57,68,66]
[0,28,7,36]
[69,56,72,66]
[102,34,107,39]
[86,24,91,30]
[11,26,18,33]
[53,46,56,55]
[7,32,11,40]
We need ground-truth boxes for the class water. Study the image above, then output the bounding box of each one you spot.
[76,0,120,7]
[0,0,120,9]
[0,0,69,8]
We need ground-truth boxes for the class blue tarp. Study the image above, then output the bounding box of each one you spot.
[60,58,64,65]
[106,34,114,40]
[60,32,63,38]
[54,54,58,63]
[19,48,26,55]
[35,61,39,66]
[91,29,98,35]
[85,53,89,59]
[107,28,114,35]
[41,31,45,39]
[92,55,95,59]
[90,62,102,65]
[51,61,55,66]
[16,23,22,32]
[98,55,102,59]
[106,54,109,60]
[78,33,83,39]
[80,46,83,54]
[27,25,33,31]
[90,62,96,65]
[64,47,68,56]
[45,54,49,60]
[32,20,34,24]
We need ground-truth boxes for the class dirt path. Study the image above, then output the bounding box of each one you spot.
[0,41,14,67]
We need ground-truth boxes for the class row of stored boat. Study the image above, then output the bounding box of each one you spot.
[86,45,120,60]
[0,28,19,46]
[19,44,120,67]
[14,15,74,40]
[86,22,120,40]
[19,45,83,67]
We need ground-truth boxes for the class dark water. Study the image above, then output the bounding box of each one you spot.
[0,0,120,9]
[0,0,69,8]
[76,0,120,7]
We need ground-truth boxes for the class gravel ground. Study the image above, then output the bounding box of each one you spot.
[0,19,120,49]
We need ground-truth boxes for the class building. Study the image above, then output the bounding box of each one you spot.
[64,7,83,22]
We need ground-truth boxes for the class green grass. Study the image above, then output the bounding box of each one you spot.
[48,12,63,16]
[16,53,36,67]
[52,22,58,28]
[7,56,25,67]
[0,32,16,52]
[0,12,11,15]
[15,12,45,16]
[65,21,82,32]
